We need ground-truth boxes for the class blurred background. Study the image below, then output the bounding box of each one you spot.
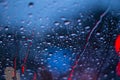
[0,0,120,80]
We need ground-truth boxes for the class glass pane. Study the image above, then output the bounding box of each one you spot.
[0,0,120,80]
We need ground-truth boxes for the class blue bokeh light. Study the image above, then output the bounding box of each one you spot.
[46,48,73,74]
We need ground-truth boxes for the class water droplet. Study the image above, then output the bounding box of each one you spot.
[96,32,100,36]
[5,26,8,31]
[64,20,71,25]
[54,22,60,26]
[0,41,2,44]
[28,2,34,7]
[85,26,90,30]
[59,36,64,38]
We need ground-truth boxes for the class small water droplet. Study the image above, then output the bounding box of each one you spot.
[54,22,60,26]
[5,26,8,31]
[28,2,34,7]
[64,20,71,25]
[0,41,2,44]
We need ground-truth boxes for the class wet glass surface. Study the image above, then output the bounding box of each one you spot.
[0,0,120,80]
